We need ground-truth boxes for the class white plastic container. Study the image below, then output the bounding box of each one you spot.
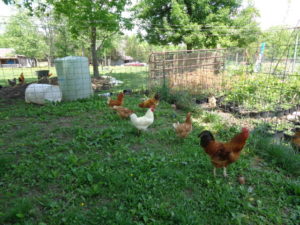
[54,56,93,101]
[25,84,62,105]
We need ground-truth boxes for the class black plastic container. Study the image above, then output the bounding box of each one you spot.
[36,70,50,79]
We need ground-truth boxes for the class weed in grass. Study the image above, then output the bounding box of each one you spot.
[0,198,33,224]
[202,111,222,123]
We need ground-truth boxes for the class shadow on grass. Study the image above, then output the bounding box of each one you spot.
[249,124,300,177]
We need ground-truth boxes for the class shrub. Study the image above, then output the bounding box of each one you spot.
[156,84,195,111]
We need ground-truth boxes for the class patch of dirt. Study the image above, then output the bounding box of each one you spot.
[0,83,31,100]
[210,109,296,133]
[130,144,144,152]
[212,110,256,129]
[56,117,74,127]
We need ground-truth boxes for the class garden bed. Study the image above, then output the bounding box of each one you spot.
[218,102,300,118]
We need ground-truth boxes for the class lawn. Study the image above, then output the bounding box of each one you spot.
[0,65,148,87]
[0,70,299,224]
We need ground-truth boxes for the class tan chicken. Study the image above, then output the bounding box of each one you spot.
[138,93,159,108]
[113,106,134,119]
[173,112,192,138]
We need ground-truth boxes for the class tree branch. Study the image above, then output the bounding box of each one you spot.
[96,30,119,51]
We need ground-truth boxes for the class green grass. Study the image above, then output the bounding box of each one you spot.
[0,65,148,88]
[0,72,299,224]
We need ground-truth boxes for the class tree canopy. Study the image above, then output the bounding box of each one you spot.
[134,0,260,49]
[3,0,132,77]
[0,12,47,59]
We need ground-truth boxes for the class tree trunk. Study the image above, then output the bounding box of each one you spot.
[187,43,193,51]
[81,46,85,57]
[47,56,53,67]
[91,26,100,77]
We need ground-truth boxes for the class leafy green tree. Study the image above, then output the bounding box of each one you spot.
[262,26,296,59]
[4,0,132,77]
[47,0,132,77]
[123,35,185,62]
[134,0,260,49]
[1,12,47,59]
[38,12,88,64]
[2,0,13,4]
[54,25,88,58]
[124,35,150,62]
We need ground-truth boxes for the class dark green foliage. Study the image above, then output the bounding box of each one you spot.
[156,84,195,111]
[134,0,260,49]
[0,198,33,224]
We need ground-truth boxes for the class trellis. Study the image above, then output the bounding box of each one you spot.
[148,49,226,94]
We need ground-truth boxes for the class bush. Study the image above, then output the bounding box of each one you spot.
[156,84,195,111]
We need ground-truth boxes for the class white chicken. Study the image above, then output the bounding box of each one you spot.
[130,107,155,131]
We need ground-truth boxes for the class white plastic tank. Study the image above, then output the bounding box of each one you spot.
[54,56,93,101]
[25,84,62,105]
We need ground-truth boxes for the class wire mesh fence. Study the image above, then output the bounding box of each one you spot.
[147,45,300,135]
[148,49,226,94]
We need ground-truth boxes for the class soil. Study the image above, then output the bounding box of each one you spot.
[0,83,31,100]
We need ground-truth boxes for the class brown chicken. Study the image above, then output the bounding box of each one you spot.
[7,78,17,86]
[107,92,125,107]
[292,129,300,150]
[18,73,25,84]
[173,112,192,138]
[113,106,134,118]
[198,128,250,177]
[138,93,159,108]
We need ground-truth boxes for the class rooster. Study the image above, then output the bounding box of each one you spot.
[198,128,250,177]
[113,106,134,119]
[107,92,125,107]
[130,106,155,132]
[138,93,159,108]
[18,73,25,84]
[173,112,192,138]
